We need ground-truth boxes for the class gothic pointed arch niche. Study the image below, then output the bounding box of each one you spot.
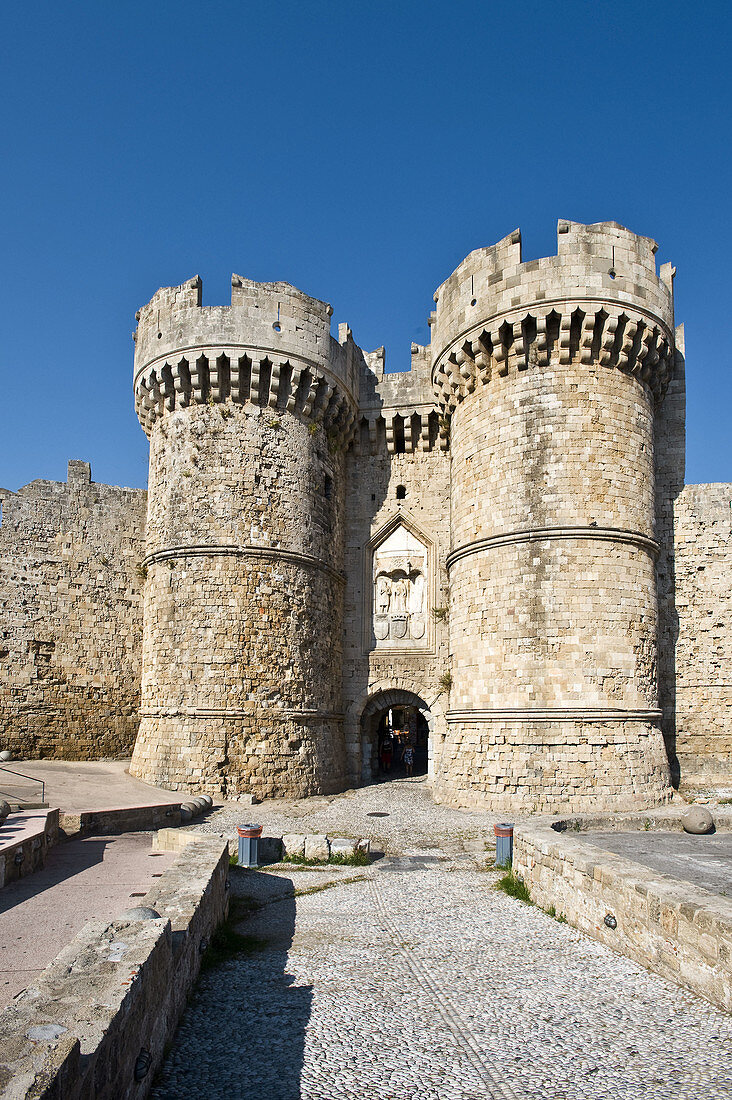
[364,510,435,652]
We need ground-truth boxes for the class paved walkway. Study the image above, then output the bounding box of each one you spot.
[583,831,732,896]
[0,832,175,1008]
[152,783,732,1100]
[0,758,181,811]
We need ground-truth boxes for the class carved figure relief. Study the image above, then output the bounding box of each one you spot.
[372,524,428,645]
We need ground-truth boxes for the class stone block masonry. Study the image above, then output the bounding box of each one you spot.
[0,462,147,759]
[672,483,732,788]
[1,220,731,808]
[514,826,732,1015]
[130,278,357,798]
[432,221,675,810]
[0,834,228,1100]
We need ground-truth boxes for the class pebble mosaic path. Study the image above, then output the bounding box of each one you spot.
[152,782,732,1100]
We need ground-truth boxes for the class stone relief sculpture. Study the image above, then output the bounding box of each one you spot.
[373,525,428,645]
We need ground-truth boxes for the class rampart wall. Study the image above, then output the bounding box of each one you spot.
[0,462,146,759]
[672,483,732,788]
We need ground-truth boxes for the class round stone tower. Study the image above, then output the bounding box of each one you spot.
[431,220,675,811]
[130,274,358,798]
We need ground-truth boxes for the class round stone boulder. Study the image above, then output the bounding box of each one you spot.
[681,805,714,834]
[120,906,161,921]
[179,805,194,823]
[200,794,213,809]
[191,797,207,813]
[0,750,12,762]
[0,799,12,824]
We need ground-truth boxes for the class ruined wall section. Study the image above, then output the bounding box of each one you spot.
[131,276,358,798]
[432,220,675,812]
[343,345,450,782]
[672,483,732,788]
[0,461,146,758]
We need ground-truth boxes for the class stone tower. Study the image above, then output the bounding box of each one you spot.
[430,221,675,811]
[129,275,358,797]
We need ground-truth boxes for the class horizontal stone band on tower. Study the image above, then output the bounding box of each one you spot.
[433,303,675,413]
[143,543,346,584]
[446,708,663,722]
[446,526,660,570]
[140,708,345,721]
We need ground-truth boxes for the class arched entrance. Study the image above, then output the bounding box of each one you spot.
[360,690,432,783]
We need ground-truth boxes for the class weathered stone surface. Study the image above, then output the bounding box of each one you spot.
[329,837,357,858]
[681,806,715,834]
[304,835,330,861]
[282,833,305,858]
[0,221,730,809]
[0,835,228,1100]
[0,462,147,760]
[514,826,732,1014]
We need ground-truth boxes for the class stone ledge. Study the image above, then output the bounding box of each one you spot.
[0,835,228,1100]
[514,826,732,1014]
[0,810,59,889]
[59,803,182,838]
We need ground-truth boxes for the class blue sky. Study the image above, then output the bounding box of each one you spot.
[2,0,730,491]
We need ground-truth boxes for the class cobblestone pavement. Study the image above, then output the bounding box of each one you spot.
[199,775,515,855]
[152,782,732,1100]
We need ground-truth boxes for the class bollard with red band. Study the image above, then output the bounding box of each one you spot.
[494,822,514,868]
[237,823,263,867]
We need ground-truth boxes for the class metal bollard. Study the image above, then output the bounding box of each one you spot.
[494,822,514,868]
[237,823,263,867]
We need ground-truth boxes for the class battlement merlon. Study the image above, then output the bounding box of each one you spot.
[133,275,361,437]
[430,220,676,369]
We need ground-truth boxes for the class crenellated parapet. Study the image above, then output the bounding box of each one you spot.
[431,220,676,412]
[133,275,359,445]
[353,344,446,455]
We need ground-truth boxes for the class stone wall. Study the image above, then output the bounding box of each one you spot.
[672,482,732,788]
[0,834,228,1100]
[514,826,732,1015]
[0,462,147,759]
[343,345,451,783]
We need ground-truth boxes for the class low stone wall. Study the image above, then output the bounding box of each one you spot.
[0,809,59,888]
[59,802,182,837]
[514,827,732,1014]
[0,835,228,1100]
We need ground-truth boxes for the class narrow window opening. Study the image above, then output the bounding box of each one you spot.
[396,484,406,500]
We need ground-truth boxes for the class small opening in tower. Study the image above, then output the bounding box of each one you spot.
[396,484,406,500]
[470,298,477,306]
[273,322,281,332]
[157,332,162,339]
[608,269,616,280]
[324,475,333,500]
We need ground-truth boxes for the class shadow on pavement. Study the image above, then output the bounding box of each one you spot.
[0,836,114,914]
[153,867,311,1100]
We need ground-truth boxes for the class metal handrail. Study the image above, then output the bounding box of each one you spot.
[0,766,45,804]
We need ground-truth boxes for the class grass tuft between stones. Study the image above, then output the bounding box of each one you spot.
[282,850,370,868]
[494,865,533,905]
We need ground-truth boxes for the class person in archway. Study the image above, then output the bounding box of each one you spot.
[380,735,393,774]
[402,742,414,777]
